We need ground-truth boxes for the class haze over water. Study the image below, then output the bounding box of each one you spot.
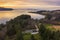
[0,10,45,24]
[0,0,60,24]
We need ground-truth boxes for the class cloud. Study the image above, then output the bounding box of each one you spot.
[0,0,60,9]
[41,0,60,6]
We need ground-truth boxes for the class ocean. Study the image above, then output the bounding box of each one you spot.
[0,9,45,24]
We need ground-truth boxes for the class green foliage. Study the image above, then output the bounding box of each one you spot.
[1,14,60,40]
[39,24,47,40]
[14,14,31,21]
[23,33,31,40]
[39,24,46,35]
[19,15,31,19]
[5,36,9,40]
[5,15,32,40]
[16,30,23,40]
[0,24,5,30]
[39,23,60,40]
[7,24,16,36]
[31,35,35,40]
[23,33,40,40]
[33,34,40,40]
[46,14,52,20]
[53,31,60,40]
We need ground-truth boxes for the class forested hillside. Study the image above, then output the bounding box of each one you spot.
[0,14,60,40]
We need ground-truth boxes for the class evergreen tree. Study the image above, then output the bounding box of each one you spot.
[7,24,16,36]
[54,30,60,40]
[39,23,60,40]
[39,24,47,40]
[31,35,35,40]
[15,24,23,40]
[16,30,23,40]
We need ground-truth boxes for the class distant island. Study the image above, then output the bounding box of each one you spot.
[0,7,13,11]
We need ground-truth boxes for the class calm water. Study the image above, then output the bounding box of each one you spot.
[0,10,45,24]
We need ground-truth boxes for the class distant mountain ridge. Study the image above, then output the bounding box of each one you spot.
[0,7,13,11]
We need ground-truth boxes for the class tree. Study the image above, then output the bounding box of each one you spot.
[7,24,16,36]
[0,24,5,30]
[15,24,23,40]
[53,30,60,40]
[16,30,23,40]
[46,14,52,20]
[14,15,31,20]
[5,36,9,40]
[20,15,31,19]
[31,35,35,40]
[39,24,47,40]
[39,23,60,40]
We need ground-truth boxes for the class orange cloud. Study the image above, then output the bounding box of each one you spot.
[0,2,5,4]
[0,0,60,10]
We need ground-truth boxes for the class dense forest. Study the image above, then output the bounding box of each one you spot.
[0,14,60,40]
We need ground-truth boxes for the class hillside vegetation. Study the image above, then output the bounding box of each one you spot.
[0,13,60,40]
[30,10,60,25]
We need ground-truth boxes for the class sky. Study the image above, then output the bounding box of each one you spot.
[0,0,60,9]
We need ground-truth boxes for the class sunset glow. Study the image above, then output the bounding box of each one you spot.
[0,0,60,9]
